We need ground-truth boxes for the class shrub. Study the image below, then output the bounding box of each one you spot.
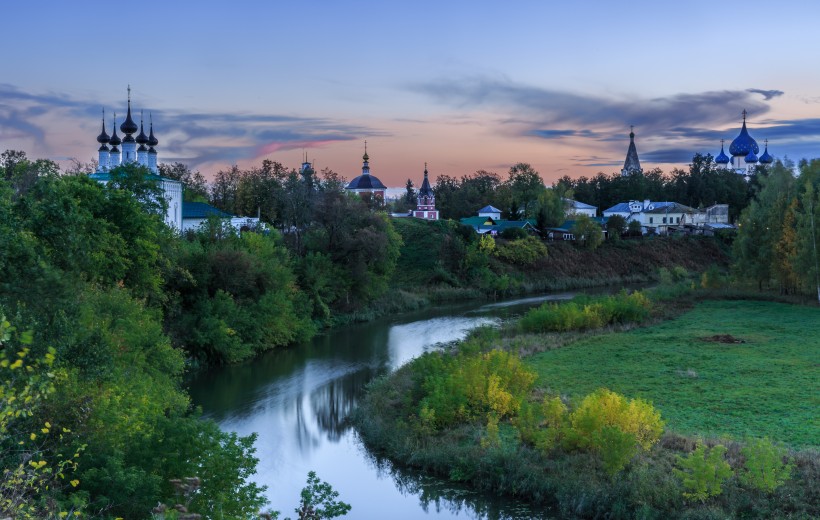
[519,291,650,333]
[739,437,794,492]
[515,396,567,453]
[565,389,664,474]
[493,236,548,265]
[674,443,733,501]
[500,227,529,240]
[700,264,727,290]
[417,349,537,430]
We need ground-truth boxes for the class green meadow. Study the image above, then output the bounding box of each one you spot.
[527,300,819,447]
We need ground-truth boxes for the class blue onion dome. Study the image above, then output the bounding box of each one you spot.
[759,140,773,164]
[715,140,730,164]
[744,150,759,164]
[729,111,759,157]
[136,114,149,145]
[96,112,110,144]
[109,116,122,147]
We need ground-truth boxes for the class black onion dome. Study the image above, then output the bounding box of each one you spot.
[109,119,122,146]
[147,119,158,147]
[729,114,759,157]
[419,164,434,197]
[148,147,157,155]
[96,116,110,144]
[136,117,149,145]
[120,96,139,135]
[758,142,773,164]
[346,174,387,190]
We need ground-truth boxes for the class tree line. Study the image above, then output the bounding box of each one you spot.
[428,154,756,224]
[733,158,820,299]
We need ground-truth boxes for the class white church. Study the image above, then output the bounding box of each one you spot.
[89,87,183,229]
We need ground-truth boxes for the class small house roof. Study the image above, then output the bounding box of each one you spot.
[478,205,502,214]
[182,202,235,219]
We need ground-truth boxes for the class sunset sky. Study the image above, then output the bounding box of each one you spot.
[2,0,820,186]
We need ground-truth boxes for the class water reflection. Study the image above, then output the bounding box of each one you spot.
[188,293,585,518]
[363,451,554,520]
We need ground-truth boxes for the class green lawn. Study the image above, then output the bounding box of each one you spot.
[526,300,820,447]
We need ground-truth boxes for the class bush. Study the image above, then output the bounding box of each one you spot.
[500,227,529,240]
[674,443,733,501]
[739,437,794,492]
[565,389,664,474]
[416,349,537,430]
[519,291,651,333]
[493,236,548,265]
[700,264,728,290]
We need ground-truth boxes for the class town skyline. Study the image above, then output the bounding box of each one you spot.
[2,0,820,186]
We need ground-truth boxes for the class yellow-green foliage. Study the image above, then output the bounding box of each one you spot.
[674,443,733,501]
[0,316,83,519]
[565,388,664,474]
[519,291,651,333]
[418,349,537,430]
[493,236,548,265]
[739,437,794,492]
[515,396,567,453]
[700,264,727,289]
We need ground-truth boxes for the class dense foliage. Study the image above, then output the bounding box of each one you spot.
[556,154,754,221]
[733,159,820,298]
[0,156,264,518]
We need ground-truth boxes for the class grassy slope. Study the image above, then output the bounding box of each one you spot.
[527,300,820,447]
[390,217,731,293]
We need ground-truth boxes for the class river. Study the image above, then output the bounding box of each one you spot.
[188,292,579,519]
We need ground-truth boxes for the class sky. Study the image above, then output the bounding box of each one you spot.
[2,0,820,187]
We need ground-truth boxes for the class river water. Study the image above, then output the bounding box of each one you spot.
[188,292,578,519]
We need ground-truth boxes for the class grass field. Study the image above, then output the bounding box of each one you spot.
[526,300,820,447]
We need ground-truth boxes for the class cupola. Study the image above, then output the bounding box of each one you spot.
[729,110,759,157]
[715,139,730,164]
[758,140,773,164]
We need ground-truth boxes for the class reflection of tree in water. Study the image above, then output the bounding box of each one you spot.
[364,454,545,520]
[311,366,380,441]
[293,391,320,454]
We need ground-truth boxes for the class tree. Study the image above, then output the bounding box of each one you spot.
[404,178,415,205]
[292,471,351,520]
[734,161,797,290]
[606,214,627,239]
[571,215,604,250]
[535,189,565,235]
[158,162,209,202]
[627,219,643,237]
[506,163,545,219]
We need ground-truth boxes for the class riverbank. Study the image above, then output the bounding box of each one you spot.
[353,288,819,519]
[333,232,730,326]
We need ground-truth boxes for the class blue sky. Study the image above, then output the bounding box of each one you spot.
[2,0,820,185]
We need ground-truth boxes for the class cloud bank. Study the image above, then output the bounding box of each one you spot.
[0,84,379,172]
[409,77,810,169]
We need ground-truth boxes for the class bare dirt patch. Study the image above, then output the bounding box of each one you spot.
[701,334,745,344]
